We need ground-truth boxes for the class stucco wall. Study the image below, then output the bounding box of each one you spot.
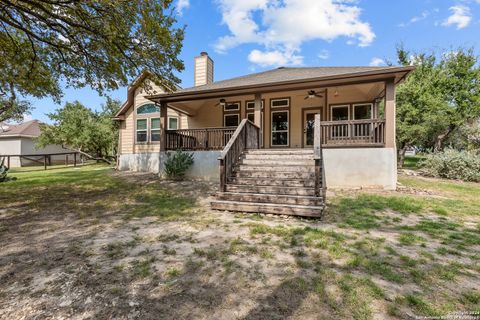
[0,138,21,167]
[159,151,221,181]
[323,147,397,190]
[118,152,160,173]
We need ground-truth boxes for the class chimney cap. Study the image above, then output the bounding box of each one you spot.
[200,51,208,56]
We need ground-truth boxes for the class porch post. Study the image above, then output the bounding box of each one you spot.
[254,93,262,148]
[384,79,396,149]
[160,102,168,151]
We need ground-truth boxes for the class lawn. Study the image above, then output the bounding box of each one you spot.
[0,165,479,319]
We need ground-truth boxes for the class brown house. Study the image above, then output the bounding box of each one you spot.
[114,53,413,216]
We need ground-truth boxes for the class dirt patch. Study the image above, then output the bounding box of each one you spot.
[1,169,479,319]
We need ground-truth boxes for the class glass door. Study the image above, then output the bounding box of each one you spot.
[303,109,321,147]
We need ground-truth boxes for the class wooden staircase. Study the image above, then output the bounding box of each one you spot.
[211,149,325,217]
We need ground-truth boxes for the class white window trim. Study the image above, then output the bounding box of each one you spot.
[246,100,264,110]
[224,113,240,127]
[136,118,149,144]
[352,103,373,120]
[150,118,161,143]
[223,102,240,112]
[167,116,179,130]
[330,104,350,121]
[270,98,290,108]
[271,110,289,147]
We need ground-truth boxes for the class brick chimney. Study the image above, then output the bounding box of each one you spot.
[194,52,214,86]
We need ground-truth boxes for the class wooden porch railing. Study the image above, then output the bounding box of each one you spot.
[218,119,260,192]
[165,127,236,150]
[320,119,385,147]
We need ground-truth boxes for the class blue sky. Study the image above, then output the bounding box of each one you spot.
[27,0,480,123]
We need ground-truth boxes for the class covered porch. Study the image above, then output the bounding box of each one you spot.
[150,75,400,152]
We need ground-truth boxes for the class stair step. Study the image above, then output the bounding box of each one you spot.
[227,177,315,187]
[226,184,315,196]
[236,165,315,172]
[240,159,314,166]
[234,171,315,179]
[216,192,323,206]
[245,149,314,155]
[211,200,324,217]
[243,154,315,160]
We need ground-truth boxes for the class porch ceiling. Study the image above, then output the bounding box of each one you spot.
[164,81,386,116]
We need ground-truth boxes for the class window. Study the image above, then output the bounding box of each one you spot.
[247,113,254,122]
[136,119,148,143]
[353,104,373,137]
[150,118,161,142]
[331,105,349,121]
[224,114,239,127]
[271,111,289,146]
[223,102,240,111]
[271,98,290,108]
[246,100,264,110]
[353,104,372,120]
[137,104,160,114]
[331,105,349,138]
[168,117,179,130]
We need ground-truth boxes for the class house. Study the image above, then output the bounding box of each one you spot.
[0,120,72,167]
[114,52,414,216]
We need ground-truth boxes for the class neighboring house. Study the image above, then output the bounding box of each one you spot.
[115,52,413,216]
[0,120,71,167]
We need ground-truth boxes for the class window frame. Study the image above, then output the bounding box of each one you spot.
[223,101,240,112]
[135,118,149,144]
[352,103,373,120]
[246,100,264,110]
[270,98,290,109]
[223,113,240,127]
[270,110,290,147]
[150,117,161,143]
[167,116,179,130]
[330,104,350,121]
[136,103,160,115]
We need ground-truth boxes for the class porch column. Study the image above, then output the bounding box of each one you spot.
[384,79,396,149]
[160,102,168,151]
[254,93,262,128]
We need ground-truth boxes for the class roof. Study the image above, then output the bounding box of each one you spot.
[114,70,182,119]
[0,120,41,138]
[147,65,414,103]
[180,66,406,93]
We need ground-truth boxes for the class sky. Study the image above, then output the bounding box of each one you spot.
[26,0,480,123]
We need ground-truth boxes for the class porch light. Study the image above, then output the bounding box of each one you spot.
[218,98,226,108]
[334,87,339,97]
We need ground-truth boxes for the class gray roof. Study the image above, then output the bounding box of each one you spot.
[0,120,41,138]
[177,66,404,94]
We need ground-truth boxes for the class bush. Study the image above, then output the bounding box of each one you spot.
[0,158,16,182]
[420,149,480,182]
[163,150,194,180]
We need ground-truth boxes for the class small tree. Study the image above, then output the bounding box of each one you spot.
[37,99,121,162]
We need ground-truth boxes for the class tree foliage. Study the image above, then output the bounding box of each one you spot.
[396,46,480,165]
[0,0,184,122]
[37,98,121,160]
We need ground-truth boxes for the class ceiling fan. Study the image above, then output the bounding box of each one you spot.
[215,98,226,107]
[304,90,323,100]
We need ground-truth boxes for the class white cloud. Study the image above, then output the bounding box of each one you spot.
[318,50,330,60]
[176,0,190,15]
[215,0,375,66]
[248,49,303,67]
[398,10,429,27]
[442,5,472,29]
[369,57,385,67]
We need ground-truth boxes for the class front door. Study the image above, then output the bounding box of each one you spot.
[303,109,321,148]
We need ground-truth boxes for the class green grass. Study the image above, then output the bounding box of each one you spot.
[0,164,196,222]
[402,155,425,169]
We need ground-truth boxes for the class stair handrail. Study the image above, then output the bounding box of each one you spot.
[313,114,326,199]
[218,119,260,192]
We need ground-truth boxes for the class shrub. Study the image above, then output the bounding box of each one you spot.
[0,158,16,182]
[420,149,480,182]
[163,150,194,180]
